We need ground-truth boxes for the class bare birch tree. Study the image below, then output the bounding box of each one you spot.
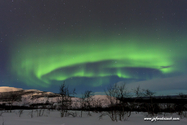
[58,81,76,117]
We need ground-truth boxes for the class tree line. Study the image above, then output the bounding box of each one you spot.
[0,82,187,121]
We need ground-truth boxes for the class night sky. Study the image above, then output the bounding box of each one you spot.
[1,0,187,96]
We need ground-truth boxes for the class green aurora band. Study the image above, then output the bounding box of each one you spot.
[10,35,187,87]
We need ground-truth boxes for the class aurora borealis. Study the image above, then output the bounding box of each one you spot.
[1,0,187,95]
[11,35,185,86]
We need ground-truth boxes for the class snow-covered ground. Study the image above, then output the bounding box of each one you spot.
[0,110,186,125]
[0,87,187,124]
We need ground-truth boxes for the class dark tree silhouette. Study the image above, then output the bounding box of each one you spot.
[81,90,94,116]
[58,81,76,117]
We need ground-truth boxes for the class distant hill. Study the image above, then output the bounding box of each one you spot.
[0,86,23,92]
[0,86,114,108]
[1,86,186,109]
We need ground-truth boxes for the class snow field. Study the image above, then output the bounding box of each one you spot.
[0,110,186,125]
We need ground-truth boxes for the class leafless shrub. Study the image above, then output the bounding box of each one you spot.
[0,91,22,112]
[58,81,76,117]
[104,82,130,121]
[0,113,4,125]
[99,112,115,121]
[18,110,24,117]
[65,111,77,117]
[81,90,94,116]
[28,110,34,118]
[0,111,5,125]
[175,93,187,119]
[36,109,45,117]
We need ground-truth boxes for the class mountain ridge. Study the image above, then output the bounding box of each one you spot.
[0,86,114,108]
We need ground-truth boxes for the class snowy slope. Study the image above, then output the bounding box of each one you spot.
[0,86,114,108]
[0,86,23,92]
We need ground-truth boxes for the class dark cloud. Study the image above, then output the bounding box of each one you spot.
[126,75,187,95]
[160,66,172,68]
